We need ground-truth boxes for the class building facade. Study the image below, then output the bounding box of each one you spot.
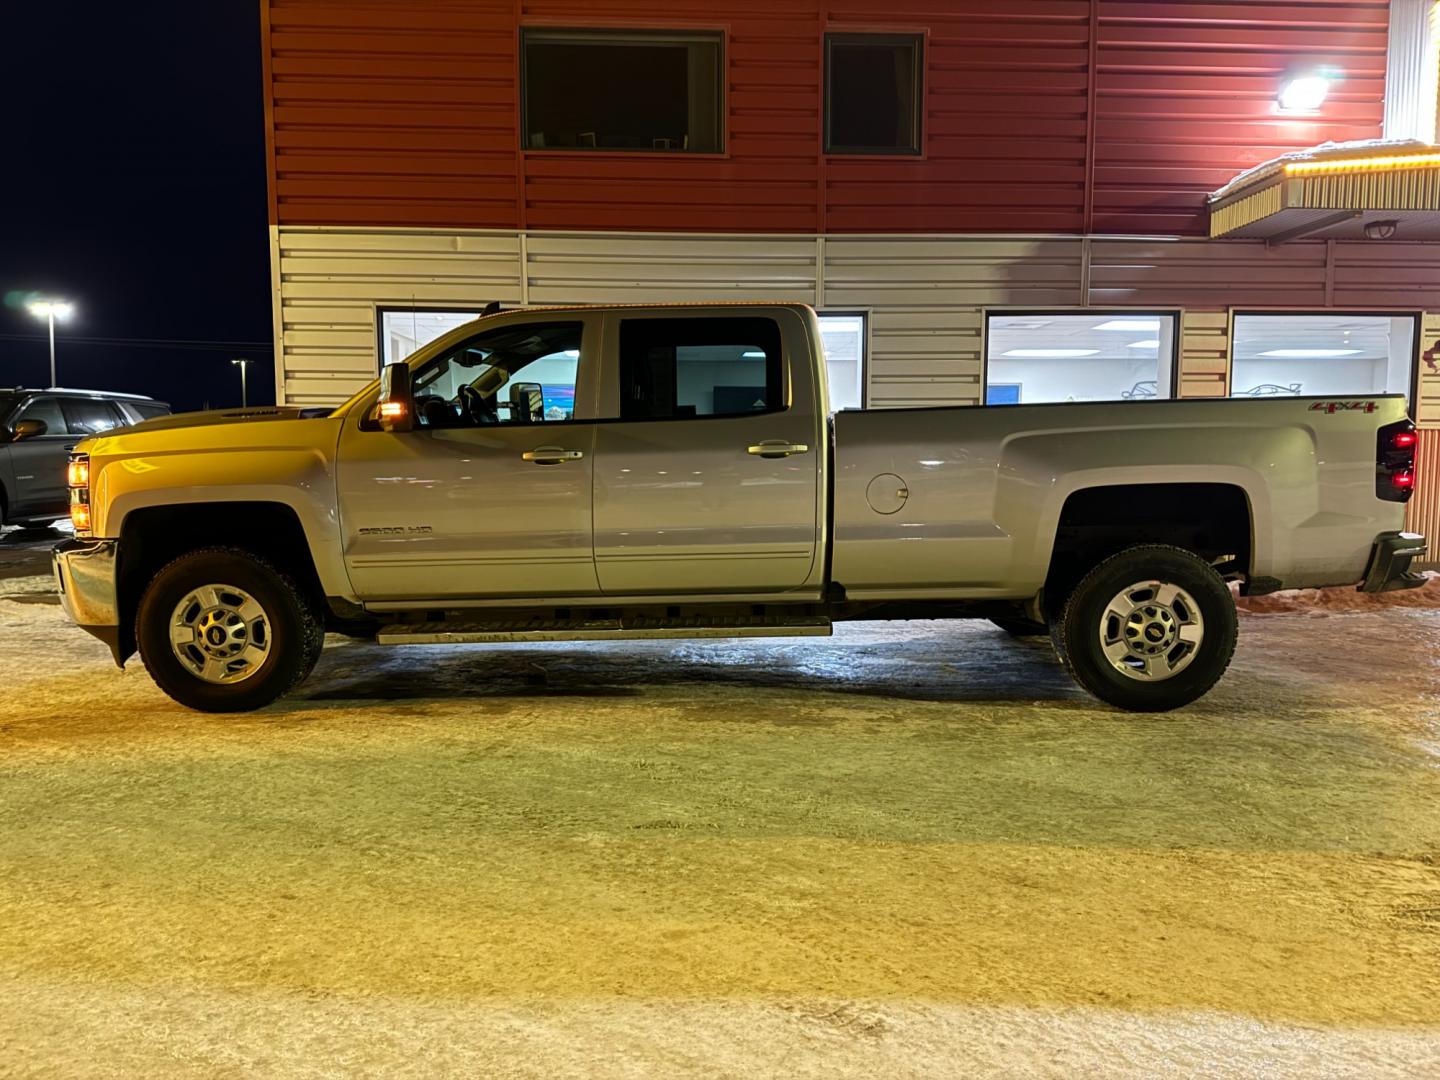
[260,0,1440,556]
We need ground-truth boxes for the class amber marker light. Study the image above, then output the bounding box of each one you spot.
[1284,152,1440,175]
[69,501,91,532]
[67,457,89,489]
[378,400,408,421]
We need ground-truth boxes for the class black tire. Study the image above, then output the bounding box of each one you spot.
[136,547,324,713]
[989,615,1048,637]
[1057,544,1237,713]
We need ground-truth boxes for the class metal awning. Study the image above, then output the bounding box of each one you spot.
[1209,139,1440,243]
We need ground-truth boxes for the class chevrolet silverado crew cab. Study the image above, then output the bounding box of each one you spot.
[53,303,1426,714]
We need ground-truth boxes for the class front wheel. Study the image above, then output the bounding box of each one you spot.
[136,547,324,713]
[1056,544,1237,712]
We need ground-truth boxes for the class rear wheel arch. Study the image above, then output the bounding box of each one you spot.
[1041,482,1253,617]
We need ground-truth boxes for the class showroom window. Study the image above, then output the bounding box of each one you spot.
[522,30,723,152]
[985,313,1178,405]
[1229,314,1416,400]
[618,317,782,420]
[825,33,923,154]
[379,309,487,368]
[818,312,866,411]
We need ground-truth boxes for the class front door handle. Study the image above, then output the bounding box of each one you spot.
[522,446,584,465]
[747,441,810,459]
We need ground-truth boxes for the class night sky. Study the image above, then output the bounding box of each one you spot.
[0,2,273,411]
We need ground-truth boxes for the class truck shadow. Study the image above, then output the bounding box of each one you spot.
[294,625,1084,708]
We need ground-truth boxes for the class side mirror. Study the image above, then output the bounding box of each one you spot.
[509,382,544,423]
[11,419,48,441]
[376,362,416,433]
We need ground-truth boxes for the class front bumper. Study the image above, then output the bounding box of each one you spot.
[1358,531,1429,593]
[52,537,126,665]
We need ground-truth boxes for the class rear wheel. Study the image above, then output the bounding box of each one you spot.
[1056,544,1237,712]
[136,547,323,712]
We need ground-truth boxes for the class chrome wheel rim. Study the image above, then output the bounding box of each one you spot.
[169,584,271,684]
[1098,580,1204,682]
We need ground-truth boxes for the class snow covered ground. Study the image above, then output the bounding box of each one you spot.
[1,585,1438,1077]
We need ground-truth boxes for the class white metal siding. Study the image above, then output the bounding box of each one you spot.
[272,227,1440,425]
[275,228,522,405]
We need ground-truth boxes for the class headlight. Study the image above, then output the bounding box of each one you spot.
[67,453,91,535]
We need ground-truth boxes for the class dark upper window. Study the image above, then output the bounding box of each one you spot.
[129,401,170,420]
[618,317,783,420]
[522,29,723,153]
[59,397,125,435]
[825,33,923,155]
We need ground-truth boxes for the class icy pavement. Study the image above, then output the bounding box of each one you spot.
[1,594,1439,1077]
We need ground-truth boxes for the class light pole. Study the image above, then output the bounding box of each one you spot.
[26,299,74,388]
[231,358,253,407]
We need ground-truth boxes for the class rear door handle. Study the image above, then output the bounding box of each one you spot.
[522,446,584,465]
[747,441,810,458]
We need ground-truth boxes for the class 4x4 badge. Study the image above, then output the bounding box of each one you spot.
[1309,401,1378,414]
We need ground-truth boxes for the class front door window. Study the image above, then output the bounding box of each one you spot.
[411,322,582,428]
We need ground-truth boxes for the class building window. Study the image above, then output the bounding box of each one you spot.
[985,313,1178,405]
[1230,314,1416,400]
[378,309,487,369]
[818,312,866,411]
[825,33,923,154]
[522,29,723,153]
[618,317,782,420]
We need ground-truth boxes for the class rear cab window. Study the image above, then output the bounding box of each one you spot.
[617,316,784,420]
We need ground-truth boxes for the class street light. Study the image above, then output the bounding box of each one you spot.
[26,299,74,388]
[231,357,253,407]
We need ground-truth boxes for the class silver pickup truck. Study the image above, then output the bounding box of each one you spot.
[53,303,1426,713]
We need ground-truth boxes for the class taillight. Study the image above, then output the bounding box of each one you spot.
[67,452,92,534]
[1376,420,1418,501]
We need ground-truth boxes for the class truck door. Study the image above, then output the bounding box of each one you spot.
[334,315,602,602]
[591,309,825,596]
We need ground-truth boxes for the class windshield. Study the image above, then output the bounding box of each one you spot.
[411,322,581,428]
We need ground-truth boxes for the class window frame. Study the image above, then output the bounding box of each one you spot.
[823,31,925,156]
[1227,309,1421,413]
[982,308,1184,407]
[519,27,727,156]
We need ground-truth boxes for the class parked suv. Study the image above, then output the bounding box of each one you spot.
[1,388,170,528]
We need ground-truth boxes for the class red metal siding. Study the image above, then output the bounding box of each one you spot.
[263,0,1389,234]
[1092,1,1390,235]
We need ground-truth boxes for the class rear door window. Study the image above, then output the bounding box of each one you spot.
[59,398,126,436]
[618,317,783,420]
